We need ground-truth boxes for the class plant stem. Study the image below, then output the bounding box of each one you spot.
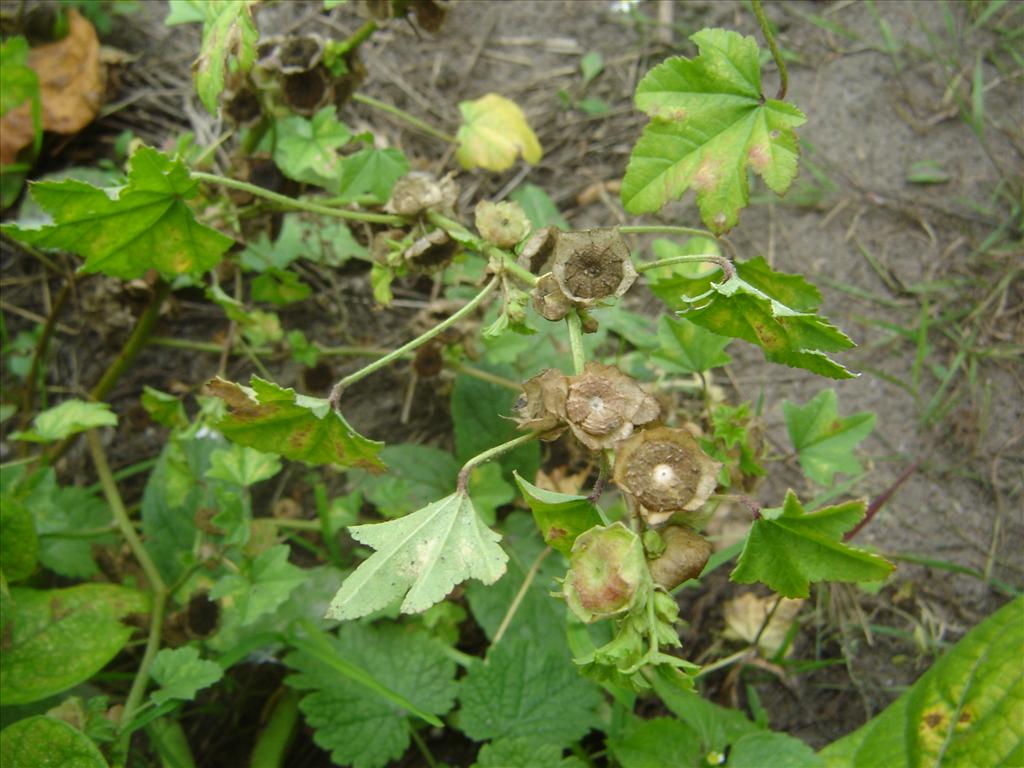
[446,361,521,391]
[751,0,788,100]
[338,19,377,52]
[270,518,322,532]
[116,591,167,763]
[635,253,735,282]
[20,279,73,427]
[191,171,407,225]
[425,211,537,287]
[351,92,457,144]
[492,546,552,648]
[487,247,538,287]
[86,431,166,593]
[619,224,717,240]
[329,278,499,406]
[407,722,439,768]
[566,310,585,375]
[456,432,539,493]
[249,689,300,768]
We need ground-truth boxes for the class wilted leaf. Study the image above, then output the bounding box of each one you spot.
[11,399,116,443]
[621,29,805,232]
[194,0,259,114]
[730,490,894,598]
[676,257,856,379]
[1,12,102,165]
[326,491,508,619]
[456,93,542,172]
[722,592,804,657]
[784,389,875,486]
[1,146,233,279]
[206,376,385,471]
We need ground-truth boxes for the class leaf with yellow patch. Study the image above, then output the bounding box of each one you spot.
[193,0,258,115]
[206,376,385,471]
[456,94,542,172]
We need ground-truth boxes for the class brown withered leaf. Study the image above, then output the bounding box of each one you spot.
[0,10,103,165]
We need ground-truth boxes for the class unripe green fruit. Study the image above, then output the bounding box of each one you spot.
[564,523,648,623]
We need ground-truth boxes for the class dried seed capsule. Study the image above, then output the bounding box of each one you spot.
[647,526,712,590]
[387,172,459,217]
[552,228,637,304]
[563,362,659,450]
[613,426,722,525]
[530,272,573,321]
[518,226,559,275]
[404,229,457,271]
[513,368,568,440]
[564,523,648,623]
[474,200,530,248]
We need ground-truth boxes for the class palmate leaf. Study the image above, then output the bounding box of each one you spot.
[621,28,805,233]
[820,596,1024,768]
[784,390,875,486]
[273,107,351,190]
[730,490,893,598]
[668,257,856,379]
[206,376,385,471]
[325,491,508,620]
[456,93,542,172]
[148,647,224,706]
[1,147,232,279]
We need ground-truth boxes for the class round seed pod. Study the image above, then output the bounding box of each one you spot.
[281,67,334,116]
[403,229,457,271]
[530,272,573,321]
[552,228,637,305]
[513,368,568,439]
[564,523,648,623]
[563,362,660,450]
[474,200,530,248]
[613,426,722,525]
[647,526,712,590]
[387,172,459,217]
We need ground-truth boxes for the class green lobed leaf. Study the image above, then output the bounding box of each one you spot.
[251,269,312,305]
[285,622,458,768]
[207,376,385,471]
[0,147,233,279]
[334,148,409,203]
[272,108,351,190]
[675,257,856,379]
[820,596,1024,767]
[149,647,224,706]
[643,236,722,309]
[0,715,108,768]
[513,472,603,555]
[621,28,806,232]
[141,387,188,429]
[210,545,306,625]
[465,511,570,658]
[729,731,823,767]
[164,0,205,25]
[358,444,461,519]
[653,314,731,374]
[457,634,602,747]
[194,0,258,115]
[608,717,702,768]
[475,737,586,768]
[326,491,508,619]
[784,390,876,486]
[11,400,116,443]
[0,495,38,581]
[0,584,149,705]
[206,444,282,487]
[730,490,894,598]
[509,183,569,230]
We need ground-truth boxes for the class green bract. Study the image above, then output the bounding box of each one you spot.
[731,490,894,598]
[621,29,805,233]
[326,491,508,619]
[1,147,233,279]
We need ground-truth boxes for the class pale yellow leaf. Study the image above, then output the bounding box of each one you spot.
[456,93,542,172]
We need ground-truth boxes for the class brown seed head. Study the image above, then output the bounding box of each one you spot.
[514,368,568,439]
[404,229,458,271]
[387,172,459,217]
[563,362,659,450]
[518,226,559,275]
[530,272,574,321]
[552,228,637,304]
[613,426,722,524]
[647,526,712,590]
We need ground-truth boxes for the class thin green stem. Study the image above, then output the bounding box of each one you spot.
[407,722,439,768]
[85,430,165,594]
[270,518,322,532]
[447,361,521,392]
[329,278,499,404]
[635,253,735,282]
[487,246,538,287]
[249,689,300,768]
[116,591,167,764]
[619,224,717,240]
[456,432,539,493]
[191,172,407,225]
[751,0,788,100]
[93,282,172,403]
[339,20,377,52]
[491,546,551,648]
[352,92,457,144]
[566,310,586,375]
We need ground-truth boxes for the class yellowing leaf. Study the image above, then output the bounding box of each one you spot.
[456,94,542,172]
[194,0,258,115]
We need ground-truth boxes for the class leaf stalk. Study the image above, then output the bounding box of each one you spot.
[635,253,736,282]
[351,92,457,144]
[750,0,789,100]
[456,432,538,493]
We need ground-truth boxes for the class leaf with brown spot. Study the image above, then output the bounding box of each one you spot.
[206,376,385,471]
